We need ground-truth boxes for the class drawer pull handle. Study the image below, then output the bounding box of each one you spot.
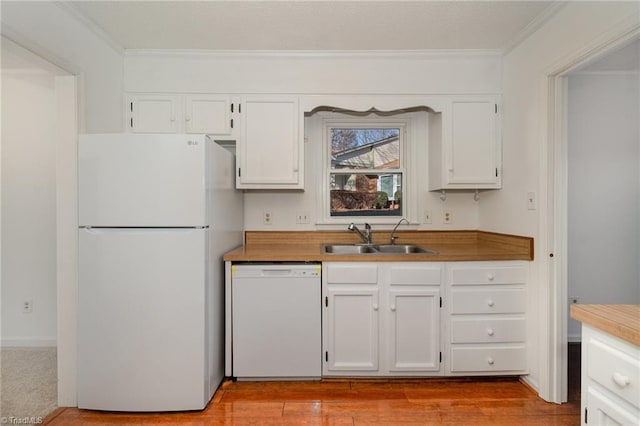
[487,274,495,281]
[487,357,495,365]
[613,372,630,388]
[487,328,495,336]
[487,299,495,307]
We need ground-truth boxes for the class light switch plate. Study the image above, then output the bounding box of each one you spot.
[527,192,536,210]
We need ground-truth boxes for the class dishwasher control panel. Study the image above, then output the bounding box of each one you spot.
[232,263,321,279]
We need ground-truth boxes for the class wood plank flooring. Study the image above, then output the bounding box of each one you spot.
[44,377,580,425]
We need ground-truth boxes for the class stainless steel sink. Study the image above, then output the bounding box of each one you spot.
[371,244,438,254]
[323,244,378,254]
[323,244,437,255]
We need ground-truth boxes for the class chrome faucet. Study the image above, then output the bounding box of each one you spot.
[348,222,372,244]
[390,218,409,245]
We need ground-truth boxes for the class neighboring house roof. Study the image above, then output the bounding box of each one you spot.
[332,135,399,170]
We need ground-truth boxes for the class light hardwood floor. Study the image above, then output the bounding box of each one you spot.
[44,376,580,425]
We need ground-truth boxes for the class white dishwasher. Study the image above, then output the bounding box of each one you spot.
[231,263,321,380]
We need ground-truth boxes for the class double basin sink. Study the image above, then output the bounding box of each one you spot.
[323,243,437,255]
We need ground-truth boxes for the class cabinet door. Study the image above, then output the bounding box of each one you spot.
[325,286,379,373]
[586,387,639,426]
[185,95,232,135]
[448,99,499,186]
[129,94,180,133]
[387,289,440,372]
[237,96,301,189]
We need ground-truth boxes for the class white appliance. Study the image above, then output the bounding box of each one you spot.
[231,263,321,379]
[77,133,243,411]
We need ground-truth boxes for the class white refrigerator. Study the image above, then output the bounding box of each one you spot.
[77,133,243,411]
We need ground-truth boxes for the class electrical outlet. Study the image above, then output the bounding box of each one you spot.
[443,210,452,224]
[424,210,432,224]
[22,299,32,314]
[570,297,579,305]
[263,211,272,225]
[296,212,310,224]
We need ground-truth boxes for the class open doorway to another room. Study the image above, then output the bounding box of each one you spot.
[1,36,77,420]
[566,39,640,403]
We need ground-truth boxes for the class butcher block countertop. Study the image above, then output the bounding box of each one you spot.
[571,304,640,347]
[223,230,533,262]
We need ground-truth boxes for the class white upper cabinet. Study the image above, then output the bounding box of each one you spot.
[236,96,303,189]
[128,94,180,133]
[429,96,501,190]
[184,95,232,135]
[127,93,234,136]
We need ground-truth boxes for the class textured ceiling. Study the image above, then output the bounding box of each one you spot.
[69,1,557,51]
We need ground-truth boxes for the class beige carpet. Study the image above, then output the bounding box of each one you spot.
[1,347,57,422]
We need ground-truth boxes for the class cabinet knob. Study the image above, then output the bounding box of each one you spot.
[373,304,379,311]
[390,305,396,312]
[487,299,495,307]
[613,372,630,388]
[170,117,176,122]
[486,328,495,336]
[487,274,495,281]
[185,116,192,122]
[487,357,495,365]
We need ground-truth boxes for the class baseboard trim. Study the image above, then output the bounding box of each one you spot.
[1,338,57,348]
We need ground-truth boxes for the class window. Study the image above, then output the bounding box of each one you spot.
[326,123,406,218]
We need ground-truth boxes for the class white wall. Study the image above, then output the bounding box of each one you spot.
[479,1,640,401]
[1,1,124,404]
[1,1,124,132]
[566,71,640,341]
[125,51,501,230]
[1,43,60,346]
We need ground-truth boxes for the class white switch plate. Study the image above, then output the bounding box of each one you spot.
[527,192,537,210]
[296,212,310,224]
[424,210,432,224]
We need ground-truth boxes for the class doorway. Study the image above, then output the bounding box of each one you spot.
[548,35,640,403]
[1,36,78,414]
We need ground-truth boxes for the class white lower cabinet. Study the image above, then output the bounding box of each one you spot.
[581,325,640,426]
[323,262,443,377]
[445,262,528,375]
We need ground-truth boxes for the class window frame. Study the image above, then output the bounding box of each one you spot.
[321,117,412,225]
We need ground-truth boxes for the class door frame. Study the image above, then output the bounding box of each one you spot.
[544,21,640,404]
[2,31,83,406]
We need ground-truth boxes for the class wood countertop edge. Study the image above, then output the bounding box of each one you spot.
[223,230,533,262]
[571,304,640,347]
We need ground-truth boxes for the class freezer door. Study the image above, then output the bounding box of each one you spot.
[79,133,207,227]
[77,228,210,411]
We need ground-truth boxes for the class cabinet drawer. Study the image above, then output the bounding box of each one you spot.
[389,265,442,286]
[450,318,525,343]
[326,264,377,284]
[450,266,526,286]
[450,288,525,314]
[450,346,526,373]
[588,337,640,408]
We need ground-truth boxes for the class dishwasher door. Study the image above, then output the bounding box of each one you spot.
[231,263,321,379]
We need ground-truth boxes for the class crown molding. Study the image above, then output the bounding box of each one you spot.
[124,48,504,60]
[503,1,568,55]
[56,1,124,56]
